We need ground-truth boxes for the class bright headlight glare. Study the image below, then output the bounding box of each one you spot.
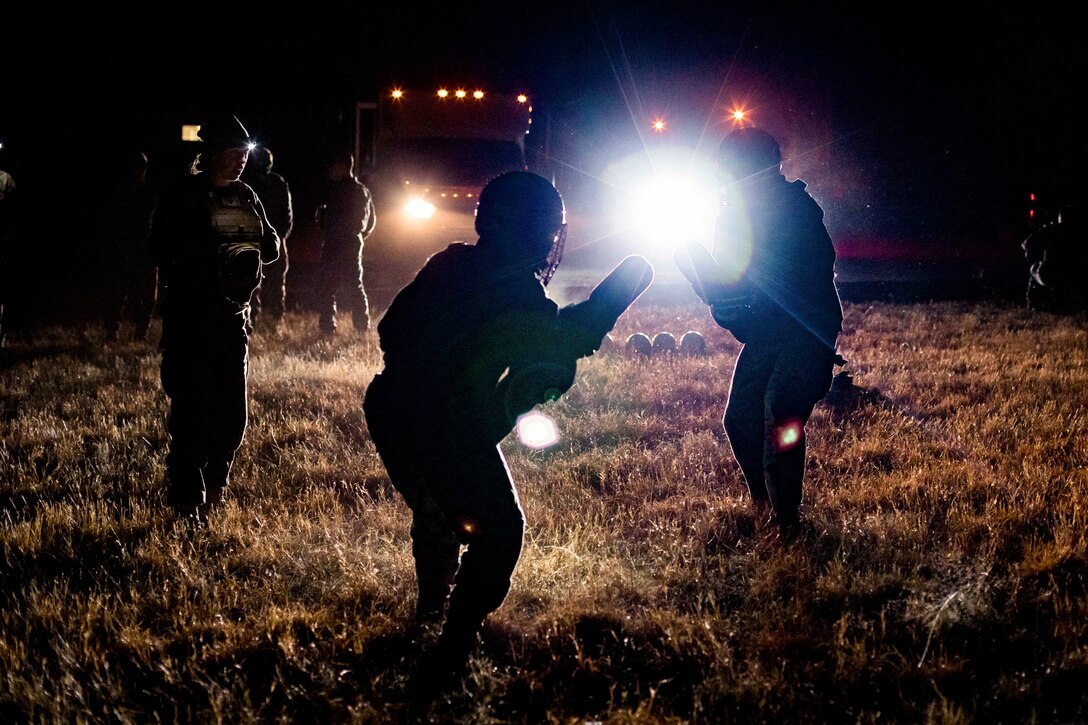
[404,197,437,220]
[603,148,719,256]
[625,173,717,248]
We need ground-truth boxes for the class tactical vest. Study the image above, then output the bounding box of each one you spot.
[207,192,264,305]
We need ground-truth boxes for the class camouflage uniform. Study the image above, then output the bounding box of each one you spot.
[242,147,293,326]
[149,172,279,510]
[315,169,375,334]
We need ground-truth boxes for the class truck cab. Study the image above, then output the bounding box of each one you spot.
[355,88,545,309]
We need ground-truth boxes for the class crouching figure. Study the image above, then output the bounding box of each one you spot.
[364,171,652,674]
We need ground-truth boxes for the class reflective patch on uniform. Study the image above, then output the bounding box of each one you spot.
[211,198,264,237]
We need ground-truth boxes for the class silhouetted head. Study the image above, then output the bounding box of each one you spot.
[248,146,273,175]
[717,127,782,185]
[326,149,355,180]
[475,171,566,285]
[130,150,149,184]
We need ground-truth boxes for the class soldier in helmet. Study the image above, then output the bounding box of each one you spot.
[148,113,280,524]
[364,171,650,675]
[1022,205,1085,312]
[101,148,159,342]
[676,127,843,540]
[314,149,376,337]
[242,145,293,333]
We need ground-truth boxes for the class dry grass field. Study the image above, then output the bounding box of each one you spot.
[1,296,1086,723]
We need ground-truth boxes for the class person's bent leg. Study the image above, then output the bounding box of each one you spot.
[315,258,338,335]
[364,380,461,622]
[410,492,462,622]
[346,251,370,332]
[764,341,835,533]
[266,251,288,321]
[432,446,525,661]
[724,345,774,509]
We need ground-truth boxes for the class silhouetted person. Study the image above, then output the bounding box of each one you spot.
[242,145,293,332]
[364,171,651,676]
[676,127,843,540]
[1022,205,1085,312]
[102,149,159,341]
[148,113,280,524]
[315,150,375,336]
[0,143,16,348]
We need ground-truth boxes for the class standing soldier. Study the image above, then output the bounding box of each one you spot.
[102,149,159,341]
[148,113,280,524]
[315,149,376,336]
[1022,205,1085,312]
[242,144,293,332]
[0,141,17,348]
[676,127,843,540]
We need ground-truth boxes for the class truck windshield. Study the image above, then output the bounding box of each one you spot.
[392,138,526,187]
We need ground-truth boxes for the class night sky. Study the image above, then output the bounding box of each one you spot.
[5,2,1081,247]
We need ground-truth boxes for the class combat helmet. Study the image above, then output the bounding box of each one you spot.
[247,146,273,175]
[717,127,782,184]
[476,171,567,284]
[197,113,251,150]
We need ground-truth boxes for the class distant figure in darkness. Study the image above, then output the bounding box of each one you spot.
[0,143,17,348]
[102,149,159,341]
[242,145,293,333]
[364,171,651,677]
[1022,205,1086,312]
[314,150,375,336]
[675,127,843,541]
[149,113,280,524]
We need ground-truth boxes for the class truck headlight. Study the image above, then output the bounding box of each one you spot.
[404,197,437,220]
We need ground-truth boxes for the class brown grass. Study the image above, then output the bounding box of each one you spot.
[1,297,1086,723]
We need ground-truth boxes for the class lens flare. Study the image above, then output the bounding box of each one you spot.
[516,412,560,449]
[776,420,803,451]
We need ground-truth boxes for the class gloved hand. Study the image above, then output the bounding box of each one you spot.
[497,359,577,416]
[674,240,756,341]
[559,255,654,357]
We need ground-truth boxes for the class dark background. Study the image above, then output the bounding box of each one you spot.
[2,2,1081,323]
